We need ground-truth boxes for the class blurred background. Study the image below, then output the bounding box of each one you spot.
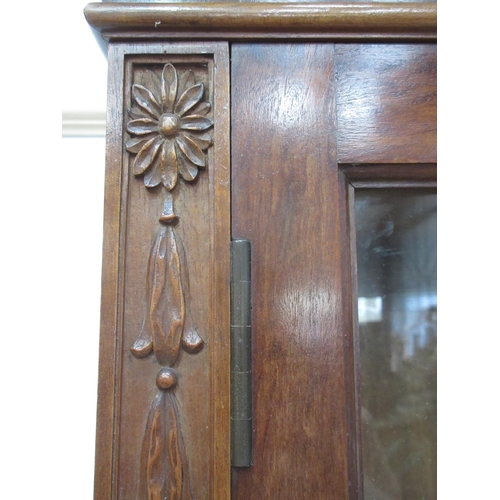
[2,0,108,495]
[59,2,108,496]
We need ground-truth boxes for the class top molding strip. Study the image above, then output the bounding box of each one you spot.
[84,2,437,42]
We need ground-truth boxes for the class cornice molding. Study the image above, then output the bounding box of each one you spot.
[85,2,437,42]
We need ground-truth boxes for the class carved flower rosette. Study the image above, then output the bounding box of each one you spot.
[126,63,213,221]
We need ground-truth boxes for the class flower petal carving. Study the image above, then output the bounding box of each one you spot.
[126,135,157,154]
[132,84,161,119]
[175,83,205,117]
[134,136,164,176]
[144,153,163,188]
[160,140,178,191]
[127,118,159,135]
[183,132,212,150]
[178,69,195,98]
[176,146,199,182]
[180,115,213,131]
[129,106,150,120]
[176,134,205,168]
[161,63,178,114]
[192,102,211,117]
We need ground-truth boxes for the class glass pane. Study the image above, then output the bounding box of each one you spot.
[355,189,437,499]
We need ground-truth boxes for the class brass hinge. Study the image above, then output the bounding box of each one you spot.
[230,239,252,467]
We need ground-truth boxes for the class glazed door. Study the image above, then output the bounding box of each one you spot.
[230,43,436,499]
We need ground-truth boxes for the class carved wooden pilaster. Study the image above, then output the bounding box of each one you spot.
[94,43,230,500]
[125,61,212,498]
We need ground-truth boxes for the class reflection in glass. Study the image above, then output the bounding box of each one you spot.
[355,189,436,499]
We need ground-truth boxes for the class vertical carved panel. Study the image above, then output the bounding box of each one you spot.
[93,43,229,500]
[125,62,212,499]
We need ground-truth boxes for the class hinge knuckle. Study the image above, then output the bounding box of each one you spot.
[230,239,252,467]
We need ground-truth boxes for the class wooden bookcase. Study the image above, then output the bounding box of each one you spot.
[85,3,437,498]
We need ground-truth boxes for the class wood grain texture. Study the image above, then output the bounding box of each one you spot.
[335,44,437,164]
[94,43,126,500]
[337,170,363,500]
[341,163,437,188]
[84,2,437,41]
[131,226,187,365]
[93,42,230,500]
[138,388,193,500]
[231,44,351,499]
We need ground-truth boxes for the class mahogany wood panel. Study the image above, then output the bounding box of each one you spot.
[94,42,230,500]
[84,2,437,43]
[341,163,437,188]
[335,44,436,164]
[231,44,355,499]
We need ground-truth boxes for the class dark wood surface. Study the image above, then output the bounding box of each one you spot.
[84,2,437,41]
[230,43,436,499]
[88,0,438,492]
[335,44,437,164]
[231,44,354,499]
[94,44,124,500]
[94,42,230,500]
[341,163,437,188]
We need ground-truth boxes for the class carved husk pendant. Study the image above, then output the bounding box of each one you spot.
[131,224,203,364]
[138,388,194,500]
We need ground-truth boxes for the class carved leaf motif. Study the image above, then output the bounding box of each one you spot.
[150,226,185,367]
[131,224,203,364]
[176,229,204,354]
[138,391,194,500]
